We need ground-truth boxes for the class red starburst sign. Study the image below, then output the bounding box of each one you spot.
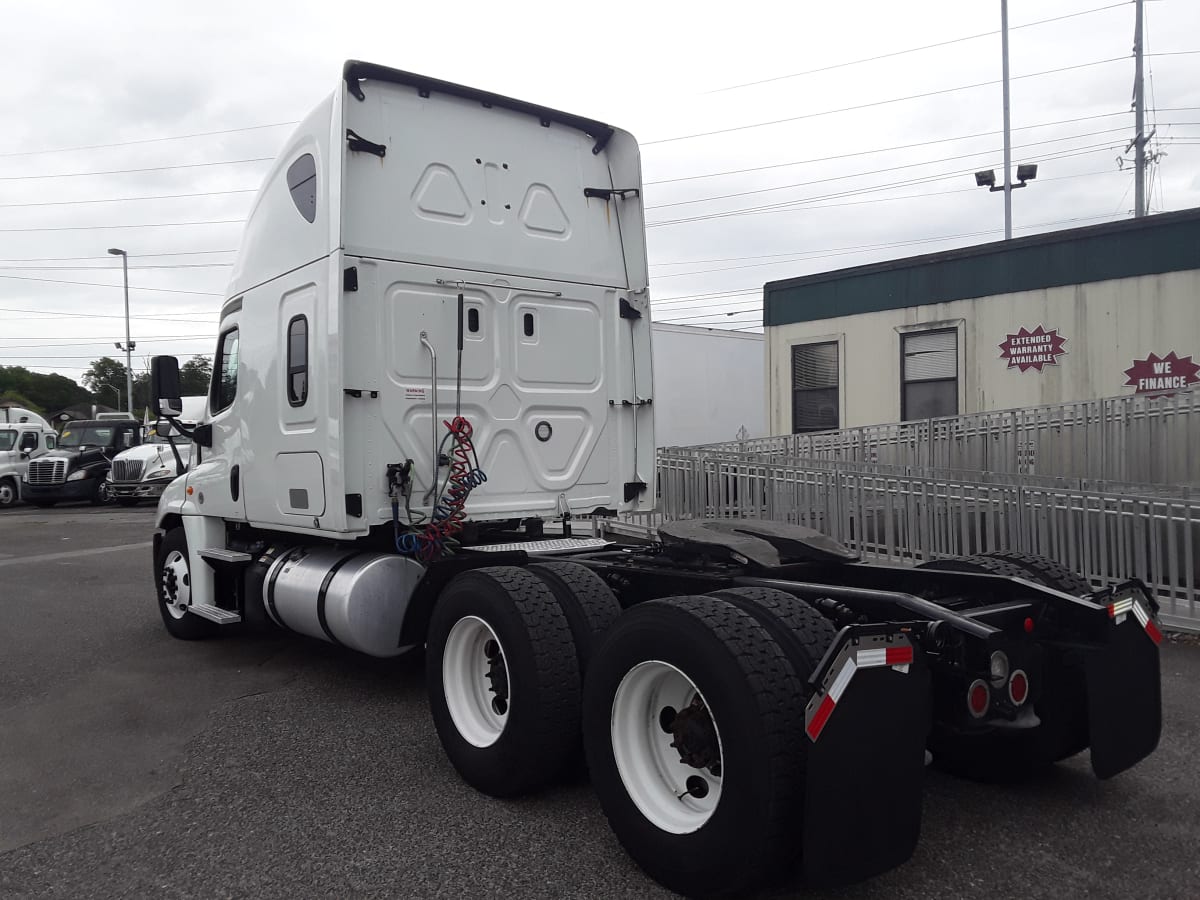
[998,325,1067,372]
[1124,351,1200,396]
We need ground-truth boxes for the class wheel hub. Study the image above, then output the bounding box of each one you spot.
[484,639,509,715]
[664,696,722,774]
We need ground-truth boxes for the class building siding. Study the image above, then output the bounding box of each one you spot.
[766,269,1200,433]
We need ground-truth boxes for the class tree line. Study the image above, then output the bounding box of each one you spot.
[0,355,212,418]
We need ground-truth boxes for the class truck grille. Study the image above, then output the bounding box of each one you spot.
[26,458,67,485]
[111,459,144,483]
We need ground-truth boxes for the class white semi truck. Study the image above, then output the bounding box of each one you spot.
[148,61,1162,896]
[106,397,207,506]
[0,407,58,508]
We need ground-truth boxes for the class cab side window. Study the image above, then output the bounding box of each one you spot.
[287,315,308,407]
[212,327,241,413]
[19,431,38,452]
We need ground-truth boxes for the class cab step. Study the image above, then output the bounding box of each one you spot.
[187,603,242,625]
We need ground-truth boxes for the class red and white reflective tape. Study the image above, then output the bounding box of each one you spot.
[805,637,915,742]
[1109,594,1162,645]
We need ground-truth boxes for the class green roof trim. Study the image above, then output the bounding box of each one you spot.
[764,207,1200,327]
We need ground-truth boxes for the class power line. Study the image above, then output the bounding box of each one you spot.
[0,121,299,159]
[0,157,272,182]
[645,127,1134,211]
[644,111,1130,187]
[0,189,257,209]
[646,143,1128,229]
[0,263,232,271]
[644,57,1129,146]
[0,274,223,296]
[0,336,216,348]
[1,353,213,360]
[705,2,1131,93]
[0,249,238,262]
[0,305,215,324]
[651,213,1126,319]
[0,219,244,233]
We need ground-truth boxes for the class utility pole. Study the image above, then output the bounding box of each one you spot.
[108,248,135,415]
[1001,0,1013,239]
[1132,0,1147,217]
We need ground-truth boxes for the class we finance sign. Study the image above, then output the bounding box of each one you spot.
[998,325,1067,372]
[1124,351,1200,396]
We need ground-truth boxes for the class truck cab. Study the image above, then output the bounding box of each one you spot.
[107,397,206,506]
[0,408,58,508]
[23,417,142,507]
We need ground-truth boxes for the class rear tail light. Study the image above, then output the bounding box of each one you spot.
[1008,669,1029,706]
[967,679,990,718]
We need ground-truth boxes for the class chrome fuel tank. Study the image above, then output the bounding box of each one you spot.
[264,547,424,657]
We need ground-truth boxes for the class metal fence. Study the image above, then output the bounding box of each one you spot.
[693,392,1200,487]
[649,449,1200,632]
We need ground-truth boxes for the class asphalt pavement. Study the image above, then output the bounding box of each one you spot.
[0,504,1197,899]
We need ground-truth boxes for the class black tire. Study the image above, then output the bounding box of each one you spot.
[90,480,112,506]
[918,554,1088,779]
[155,527,216,640]
[583,596,806,898]
[115,497,140,508]
[426,566,580,798]
[708,586,836,682]
[0,477,18,509]
[982,550,1093,597]
[526,561,622,677]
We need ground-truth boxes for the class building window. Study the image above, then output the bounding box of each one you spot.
[791,342,839,433]
[287,315,308,407]
[286,153,317,223]
[902,328,958,420]
[212,327,240,414]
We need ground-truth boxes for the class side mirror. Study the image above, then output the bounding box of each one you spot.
[19,433,38,453]
[122,432,134,448]
[151,356,183,417]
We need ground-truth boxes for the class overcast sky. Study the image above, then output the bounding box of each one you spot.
[1,0,1197,385]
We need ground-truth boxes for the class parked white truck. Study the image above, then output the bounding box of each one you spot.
[106,397,206,506]
[147,61,1162,897]
[0,407,58,508]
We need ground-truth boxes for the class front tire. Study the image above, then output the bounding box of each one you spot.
[0,478,17,508]
[426,566,580,797]
[584,596,806,898]
[155,527,215,640]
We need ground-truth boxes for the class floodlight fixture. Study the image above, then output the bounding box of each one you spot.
[975,170,996,188]
[1016,164,1038,183]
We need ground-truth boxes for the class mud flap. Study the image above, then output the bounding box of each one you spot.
[1086,589,1162,779]
[801,630,931,887]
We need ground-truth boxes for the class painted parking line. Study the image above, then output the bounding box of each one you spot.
[0,541,152,569]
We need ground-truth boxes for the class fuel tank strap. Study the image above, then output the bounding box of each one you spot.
[266,547,306,631]
[315,552,370,645]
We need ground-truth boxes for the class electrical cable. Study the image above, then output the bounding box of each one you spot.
[704,2,1131,93]
[0,219,245,233]
[0,121,299,158]
[0,275,222,296]
[644,111,1131,187]
[644,57,1129,146]
[0,189,257,209]
[0,157,272,182]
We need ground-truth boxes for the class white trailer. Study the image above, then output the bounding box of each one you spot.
[146,61,1162,898]
[651,323,764,447]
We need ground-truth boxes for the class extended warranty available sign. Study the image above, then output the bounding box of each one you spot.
[998,325,1067,372]
[1124,351,1200,396]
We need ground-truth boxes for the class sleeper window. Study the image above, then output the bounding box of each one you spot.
[286,154,317,223]
[287,315,308,407]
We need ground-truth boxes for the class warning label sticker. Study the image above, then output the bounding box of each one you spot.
[404,387,428,401]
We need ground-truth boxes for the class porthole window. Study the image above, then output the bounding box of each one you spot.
[287,315,308,407]
[286,153,317,223]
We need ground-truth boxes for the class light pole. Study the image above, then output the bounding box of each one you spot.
[101,383,120,411]
[107,248,135,415]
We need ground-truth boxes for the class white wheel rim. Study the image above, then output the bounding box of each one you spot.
[443,615,510,748]
[0,482,14,505]
[161,549,190,619]
[611,660,724,834]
